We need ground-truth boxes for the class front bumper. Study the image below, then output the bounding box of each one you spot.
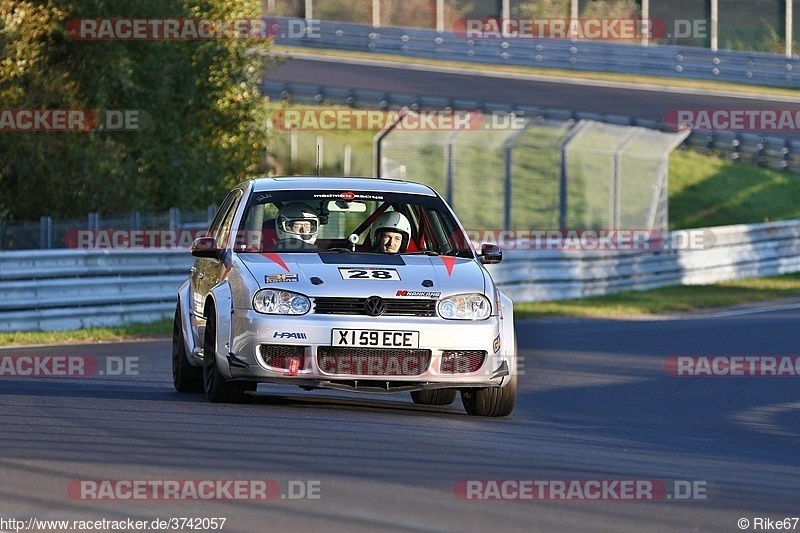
[225,309,513,392]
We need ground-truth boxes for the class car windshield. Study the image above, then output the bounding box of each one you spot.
[233,189,474,257]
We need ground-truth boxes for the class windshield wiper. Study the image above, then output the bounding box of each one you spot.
[404,250,440,256]
[319,248,352,253]
[441,249,474,257]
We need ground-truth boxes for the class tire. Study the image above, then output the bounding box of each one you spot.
[172,305,203,393]
[410,389,457,406]
[461,372,517,417]
[203,308,256,403]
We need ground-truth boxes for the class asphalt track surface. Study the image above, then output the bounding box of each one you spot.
[267,56,800,139]
[1,309,799,532]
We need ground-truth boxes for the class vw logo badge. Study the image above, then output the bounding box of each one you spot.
[364,295,387,316]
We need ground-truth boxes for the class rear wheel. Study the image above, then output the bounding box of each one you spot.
[172,306,203,393]
[410,389,457,405]
[203,309,256,403]
[461,373,517,417]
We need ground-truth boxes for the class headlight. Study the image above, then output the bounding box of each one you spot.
[253,289,310,315]
[437,293,491,320]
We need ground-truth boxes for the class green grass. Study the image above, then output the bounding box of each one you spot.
[668,149,800,229]
[514,272,800,318]
[0,319,172,347]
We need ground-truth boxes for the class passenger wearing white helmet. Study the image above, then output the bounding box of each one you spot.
[371,211,411,254]
[275,202,319,249]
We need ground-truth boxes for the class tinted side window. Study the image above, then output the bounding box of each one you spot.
[208,190,242,248]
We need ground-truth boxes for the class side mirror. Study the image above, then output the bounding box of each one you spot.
[191,236,222,259]
[479,243,502,264]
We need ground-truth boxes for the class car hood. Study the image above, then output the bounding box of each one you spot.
[238,252,487,298]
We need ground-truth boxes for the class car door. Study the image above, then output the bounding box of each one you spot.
[190,189,243,319]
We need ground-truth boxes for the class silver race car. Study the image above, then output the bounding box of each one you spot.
[172,176,517,416]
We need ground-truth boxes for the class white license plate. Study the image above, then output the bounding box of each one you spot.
[332,329,419,348]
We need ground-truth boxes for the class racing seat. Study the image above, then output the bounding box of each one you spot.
[261,218,278,251]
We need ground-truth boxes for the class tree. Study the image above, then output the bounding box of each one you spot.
[0,0,273,219]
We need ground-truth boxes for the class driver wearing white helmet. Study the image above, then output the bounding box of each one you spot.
[371,211,411,254]
[275,202,319,249]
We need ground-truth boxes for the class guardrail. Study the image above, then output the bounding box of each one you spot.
[270,17,800,88]
[2,219,800,331]
[0,249,192,332]
[487,219,800,301]
[263,81,800,174]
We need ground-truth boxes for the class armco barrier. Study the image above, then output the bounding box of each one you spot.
[270,17,800,88]
[487,219,800,301]
[0,249,192,332]
[1,219,799,331]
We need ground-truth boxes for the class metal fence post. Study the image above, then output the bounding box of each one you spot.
[169,208,180,230]
[641,0,650,47]
[344,144,352,175]
[88,212,99,231]
[316,135,324,173]
[710,0,719,51]
[559,144,570,231]
[503,146,512,231]
[787,0,794,58]
[372,0,380,28]
[39,216,53,249]
[290,128,298,166]
[373,107,411,178]
[503,122,529,231]
[444,130,459,207]
[558,121,590,230]
[612,129,640,229]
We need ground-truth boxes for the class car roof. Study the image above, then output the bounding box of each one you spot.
[244,176,438,197]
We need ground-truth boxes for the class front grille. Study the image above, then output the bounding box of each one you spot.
[313,297,436,317]
[317,347,432,376]
[440,350,486,374]
[259,344,306,370]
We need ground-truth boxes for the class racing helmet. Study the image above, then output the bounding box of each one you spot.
[371,211,411,253]
[276,202,319,245]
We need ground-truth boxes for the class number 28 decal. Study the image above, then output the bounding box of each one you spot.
[338,267,401,280]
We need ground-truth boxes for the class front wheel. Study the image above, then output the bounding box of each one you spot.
[172,305,203,393]
[410,389,457,405]
[461,373,517,417]
[203,310,256,403]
